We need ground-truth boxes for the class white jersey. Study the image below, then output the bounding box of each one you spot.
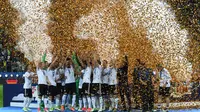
[92,66,103,83]
[37,68,47,85]
[23,72,34,89]
[102,67,111,84]
[64,65,75,84]
[159,68,171,87]
[108,68,117,85]
[47,68,57,86]
[83,66,92,84]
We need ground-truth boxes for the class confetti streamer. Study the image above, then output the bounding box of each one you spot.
[124,0,193,81]
[9,0,53,62]
[2,0,198,82]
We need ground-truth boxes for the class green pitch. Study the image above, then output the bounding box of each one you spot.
[0,85,3,107]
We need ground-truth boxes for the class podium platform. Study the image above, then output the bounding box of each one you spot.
[0,107,200,112]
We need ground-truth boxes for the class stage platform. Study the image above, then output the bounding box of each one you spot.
[0,107,200,112]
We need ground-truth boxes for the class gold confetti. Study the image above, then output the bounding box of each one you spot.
[0,0,199,86]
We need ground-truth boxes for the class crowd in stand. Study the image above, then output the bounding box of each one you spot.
[0,37,27,72]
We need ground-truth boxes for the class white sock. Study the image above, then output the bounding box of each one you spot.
[157,104,161,109]
[96,96,100,108]
[56,97,60,107]
[49,100,53,108]
[37,98,42,108]
[72,95,76,107]
[114,98,119,109]
[23,97,28,108]
[91,96,96,109]
[26,98,32,108]
[110,97,114,109]
[44,98,48,108]
[79,98,82,109]
[87,96,92,108]
[66,94,71,105]
[83,97,87,108]
[99,96,103,109]
[103,97,106,109]
[61,95,67,105]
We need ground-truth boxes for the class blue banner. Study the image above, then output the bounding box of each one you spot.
[3,84,23,107]
[3,84,38,107]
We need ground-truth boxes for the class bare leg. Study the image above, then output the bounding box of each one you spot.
[166,97,170,109]
[157,95,162,110]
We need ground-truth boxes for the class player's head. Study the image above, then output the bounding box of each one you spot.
[59,62,63,67]
[82,60,87,69]
[97,59,101,65]
[42,61,47,69]
[54,61,59,68]
[65,57,71,67]
[135,59,141,66]
[102,60,108,68]
[87,57,93,66]
[38,62,43,69]
[156,64,163,71]
[136,59,145,66]
[110,60,116,67]
[120,55,128,67]
[26,65,32,72]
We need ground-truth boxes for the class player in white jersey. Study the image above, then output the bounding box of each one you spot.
[91,60,103,111]
[108,61,118,111]
[55,62,65,110]
[78,68,85,111]
[81,59,92,112]
[36,61,49,112]
[61,57,76,111]
[36,55,58,112]
[46,58,58,112]
[102,60,111,111]
[22,65,35,112]
[156,64,172,111]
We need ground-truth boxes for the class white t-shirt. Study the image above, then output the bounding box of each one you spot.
[159,68,171,87]
[108,68,117,85]
[93,66,103,84]
[46,68,57,86]
[37,68,47,85]
[83,66,92,84]
[102,67,111,84]
[23,72,34,89]
[64,66,75,84]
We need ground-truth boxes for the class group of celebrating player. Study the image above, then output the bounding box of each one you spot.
[22,51,172,112]
[22,54,119,112]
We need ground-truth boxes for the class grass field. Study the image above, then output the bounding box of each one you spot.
[0,85,3,107]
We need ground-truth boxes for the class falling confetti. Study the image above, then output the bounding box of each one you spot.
[0,1,200,109]
[9,0,53,63]
[3,0,198,81]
